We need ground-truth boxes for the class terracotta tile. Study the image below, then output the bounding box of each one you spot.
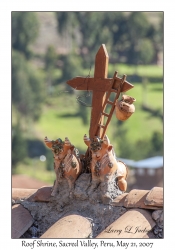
[27,186,52,202]
[12,204,34,238]
[145,187,163,207]
[111,193,128,207]
[124,189,160,209]
[96,208,156,238]
[40,215,92,238]
[12,188,37,201]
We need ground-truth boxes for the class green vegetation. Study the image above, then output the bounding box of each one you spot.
[109,64,163,78]
[14,159,55,184]
[12,11,163,183]
[33,80,162,151]
[117,83,162,137]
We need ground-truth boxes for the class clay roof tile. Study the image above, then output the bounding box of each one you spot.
[145,187,163,207]
[40,215,92,238]
[112,187,163,210]
[12,204,34,238]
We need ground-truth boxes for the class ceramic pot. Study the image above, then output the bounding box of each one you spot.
[115,95,136,121]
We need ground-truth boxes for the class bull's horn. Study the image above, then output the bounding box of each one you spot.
[103,135,110,145]
[84,134,91,147]
[44,137,52,149]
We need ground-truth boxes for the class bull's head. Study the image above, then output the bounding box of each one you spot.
[51,138,64,154]
[44,136,74,160]
[84,134,113,160]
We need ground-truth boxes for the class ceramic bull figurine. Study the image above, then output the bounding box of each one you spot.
[44,136,82,197]
[84,134,128,194]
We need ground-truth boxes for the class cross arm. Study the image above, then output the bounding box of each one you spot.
[67,77,110,91]
[67,77,134,93]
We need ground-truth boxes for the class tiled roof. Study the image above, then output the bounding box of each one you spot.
[12,204,34,238]
[12,186,163,239]
[112,187,163,209]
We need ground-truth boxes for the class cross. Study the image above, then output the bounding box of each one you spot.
[67,44,134,139]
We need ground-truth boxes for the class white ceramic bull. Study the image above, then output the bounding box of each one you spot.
[44,136,82,197]
[84,134,128,195]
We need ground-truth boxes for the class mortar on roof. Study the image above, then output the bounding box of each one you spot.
[19,173,127,238]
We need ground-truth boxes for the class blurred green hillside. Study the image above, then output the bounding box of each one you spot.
[12,11,163,184]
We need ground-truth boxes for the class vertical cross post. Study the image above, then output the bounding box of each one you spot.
[89,44,109,138]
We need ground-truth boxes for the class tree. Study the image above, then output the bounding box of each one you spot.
[12,12,39,58]
[58,53,83,92]
[12,50,44,121]
[113,12,154,64]
[45,45,57,71]
[55,12,79,52]
[150,131,163,156]
[56,12,114,67]
[55,12,162,65]
[151,13,163,63]
[44,45,58,94]
[12,123,27,169]
[138,38,155,64]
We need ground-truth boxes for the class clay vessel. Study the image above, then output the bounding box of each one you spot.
[115,95,136,121]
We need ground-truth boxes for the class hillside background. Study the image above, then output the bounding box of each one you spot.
[12,11,163,186]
